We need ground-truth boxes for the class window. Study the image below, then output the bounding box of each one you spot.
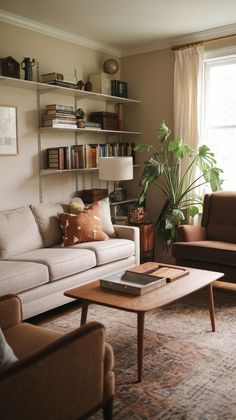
[201,48,236,191]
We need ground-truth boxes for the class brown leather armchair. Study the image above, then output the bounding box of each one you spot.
[172,191,236,285]
[0,294,114,420]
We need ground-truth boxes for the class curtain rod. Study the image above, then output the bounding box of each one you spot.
[171,33,236,51]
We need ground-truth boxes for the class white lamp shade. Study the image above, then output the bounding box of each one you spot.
[99,157,133,181]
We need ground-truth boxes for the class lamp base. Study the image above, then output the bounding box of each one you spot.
[109,188,127,202]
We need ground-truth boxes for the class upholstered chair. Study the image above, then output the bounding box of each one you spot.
[0,294,114,419]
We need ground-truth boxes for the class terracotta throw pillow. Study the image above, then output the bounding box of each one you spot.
[58,202,109,246]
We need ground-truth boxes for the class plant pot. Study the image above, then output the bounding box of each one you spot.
[128,205,145,224]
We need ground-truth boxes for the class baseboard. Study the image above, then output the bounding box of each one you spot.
[213,280,236,291]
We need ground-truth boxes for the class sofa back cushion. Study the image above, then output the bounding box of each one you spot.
[0,206,43,260]
[31,203,69,247]
[205,192,236,243]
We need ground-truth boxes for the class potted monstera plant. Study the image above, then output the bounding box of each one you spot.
[135,121,223,246]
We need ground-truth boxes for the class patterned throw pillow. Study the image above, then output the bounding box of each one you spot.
[58,201,109,246]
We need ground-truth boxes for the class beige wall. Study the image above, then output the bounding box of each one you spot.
[0,22,120,210]
[122,48,175,223]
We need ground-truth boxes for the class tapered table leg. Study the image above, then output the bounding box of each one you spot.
[137,312,145,382]
[80,301,89,325]
[207,283,216,332]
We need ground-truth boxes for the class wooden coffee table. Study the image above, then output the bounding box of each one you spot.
[65,263,223,382]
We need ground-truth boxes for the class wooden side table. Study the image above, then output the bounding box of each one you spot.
[129,222,155,263]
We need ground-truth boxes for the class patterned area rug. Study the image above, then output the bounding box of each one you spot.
[39,288,236,419]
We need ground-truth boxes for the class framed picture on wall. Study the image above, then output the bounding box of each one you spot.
[0,106,18,155]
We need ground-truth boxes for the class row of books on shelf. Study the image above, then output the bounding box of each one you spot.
[47,142,136,170]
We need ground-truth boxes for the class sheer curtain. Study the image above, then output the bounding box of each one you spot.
[174,45,204,151]
[174,45,204,223]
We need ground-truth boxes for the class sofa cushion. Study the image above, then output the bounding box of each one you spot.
[0,206,43,260]
[7,248,97,281]
[76,238,135,266]
[58,202,109,246]
[31,203,69,247]
[0,261,49,295]
[172,240,236,267]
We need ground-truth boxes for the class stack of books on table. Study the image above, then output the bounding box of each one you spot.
[42,104,77,129]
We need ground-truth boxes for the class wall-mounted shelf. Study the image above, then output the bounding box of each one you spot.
[39,127,141,135]
[0,76,141,104]
[40,164,140,177]
[0,75,141,201]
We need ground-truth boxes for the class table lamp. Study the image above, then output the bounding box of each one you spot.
[99,156,133,202]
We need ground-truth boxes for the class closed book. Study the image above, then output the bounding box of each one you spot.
[45,110,75,117]
[43,117,76,124]
[41,72,64,82]
[63,146,71,169]
[47,80,77,89]
[46,104,74,112]
[43,121,77,129]
[47,147,65,170]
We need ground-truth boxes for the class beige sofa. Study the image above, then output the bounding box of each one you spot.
[0,199,140,319]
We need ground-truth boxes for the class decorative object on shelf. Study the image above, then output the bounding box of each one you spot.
[80,188,108,203]
[0,106,18,155]
[89,72,112,95]
[21,57,35,81]
[90,111,118,130]
[99,156,133,202]
[127,205,145,224]
[0,56,20,79]
[135,121,223,245]
[77,80,85,90]
[117,103,124,131]
[75,108,86,128]
[84,80,92,91]
[103,58,119,75]
[112,80,128,98]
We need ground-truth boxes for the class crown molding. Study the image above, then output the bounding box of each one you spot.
[1,9,235,58]
[0,9,122,57]
[121,23,236,57]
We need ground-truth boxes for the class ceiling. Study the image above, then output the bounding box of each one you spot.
[0,0,236,56]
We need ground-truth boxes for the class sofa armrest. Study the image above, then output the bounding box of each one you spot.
[0,321,114,420]
[0,295,22,330]
[113,224,140,264]
[176,225,207,242]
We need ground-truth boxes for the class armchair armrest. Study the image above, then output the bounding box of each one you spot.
[0,321,114,420]
[176,225,207,242]
[0,295,22,330]
[113,224,140,264]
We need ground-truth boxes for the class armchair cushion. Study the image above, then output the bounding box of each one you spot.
[172,240,236,267]
[176,225,207,242]
[0,328,18,368]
